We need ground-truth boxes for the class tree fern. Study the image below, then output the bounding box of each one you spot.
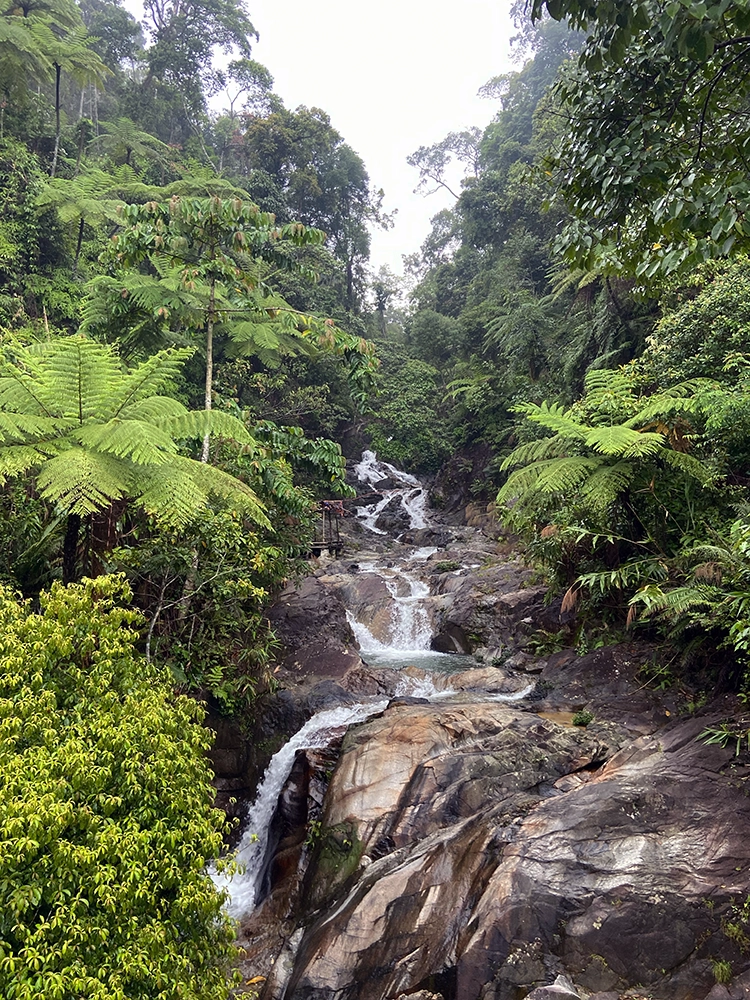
[0,337,269,579]
[584,424,663,456]
[580,460,634,510]
[515,400,588,439]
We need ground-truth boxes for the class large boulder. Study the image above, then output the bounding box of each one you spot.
[251,693,750,1000]
[430,559,554,656]
[267,575,362,678]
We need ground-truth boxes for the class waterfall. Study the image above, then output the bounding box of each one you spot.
[212,453,471,919]
[351,559,433,654]
[353,450,429,533]
[214,674,451,919]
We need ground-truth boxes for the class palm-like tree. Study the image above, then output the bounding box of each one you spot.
[92,117,169,168]
[0,336,268,582]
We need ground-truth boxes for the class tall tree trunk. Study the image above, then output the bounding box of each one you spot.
[73,216,84,275]
[182,278,216,621]
[62,512,81,584]
[50,63,62,178]
[200,278,215,463]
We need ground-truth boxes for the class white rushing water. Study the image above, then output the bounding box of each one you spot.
[212,702,386,917]
[350,560,433,653]
[353,450,429,533]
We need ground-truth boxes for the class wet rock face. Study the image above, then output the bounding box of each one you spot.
[375,494,414,534]
[251,681,750,1000]
[430,560,555,657]
[267,575,362,677]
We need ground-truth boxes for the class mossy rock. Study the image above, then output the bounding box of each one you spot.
[305,821,363,909]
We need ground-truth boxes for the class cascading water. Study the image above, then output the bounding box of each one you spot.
[212,702,387,917]
[214,453,482,919]
[213,674,453,918]
[348,452,460,667]
[353,450,429,533]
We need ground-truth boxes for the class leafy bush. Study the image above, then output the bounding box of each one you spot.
[0,576,238,999]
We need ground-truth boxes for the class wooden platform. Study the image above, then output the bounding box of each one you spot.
[309,541,344,557]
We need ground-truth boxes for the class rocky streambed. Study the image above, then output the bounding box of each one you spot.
[209,456,750,1000]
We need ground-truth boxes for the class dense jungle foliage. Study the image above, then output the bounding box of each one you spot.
[375,2,750,708]
[5,0,750,990]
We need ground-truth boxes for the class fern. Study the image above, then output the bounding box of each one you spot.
[532,456,602,494]
[584,424,663,456]
[580,460,634,509]
[629,582,723,620]
[0,338,268,527]
[515,400,588,439]
[662,449,716,486]
[500,435,569,472]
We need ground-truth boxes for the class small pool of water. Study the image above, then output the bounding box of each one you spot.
[361,650,477,673]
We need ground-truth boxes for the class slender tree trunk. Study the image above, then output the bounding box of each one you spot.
[182,278,216,621]
[78,86,84,120]
[62,512,81,584]
[50,63,62,178]
[200,278,215,463]
[73,216,84,275]
[74,121,86,177]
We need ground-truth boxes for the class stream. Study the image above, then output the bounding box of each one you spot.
[208,452,746,1000]
[216,452,487,916]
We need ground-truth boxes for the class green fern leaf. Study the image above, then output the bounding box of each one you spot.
[500,435,570,472]
[535,456,602,493]
[75,419,177,465]
[37,448,132,514]
[162,410,252,445]
[580,460,634,508]
[584,424,656,456]
[109,348,195,417]
[0,445,50,483]
[515,401,589,439]
[662,450,716,485]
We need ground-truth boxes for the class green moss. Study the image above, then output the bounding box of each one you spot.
[307,821,363,908]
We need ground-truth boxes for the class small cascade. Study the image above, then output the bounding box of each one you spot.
[213,701,387,917]
[353,450,429,533]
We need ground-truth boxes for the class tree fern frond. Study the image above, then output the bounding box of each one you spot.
[134,456,269,528]
[37,448,132,514]
[182,457,269,527]
[662,449,716,486]
[109,348,194,417]
[582,366,634,406]
[122,396,187,423]
[580,460,634,508]
[75,419,178,465]
[584,424,661,456]
[500,435,570,472]
[514,400,589,439]
[228,321,283,351]
[162,410,252,445]
[630,582,723,619]
[134,463,214,526]
[0,412,59,444]
[0,445,49,483]
[497,462,547,505]
[534,456,602,494]
[31,339,122,422]
[228,324,316,358]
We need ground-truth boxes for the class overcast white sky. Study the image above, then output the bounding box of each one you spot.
[245,0,514,274]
